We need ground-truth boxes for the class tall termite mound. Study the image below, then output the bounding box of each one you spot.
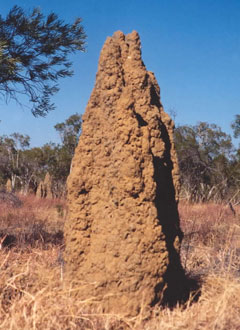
[6,179,12,192]
[36,173,53,198]
[64,31,185,316]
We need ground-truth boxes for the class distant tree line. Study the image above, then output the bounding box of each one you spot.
[174,115,240,203]
[0,114,239,203]
[0,113,81,197]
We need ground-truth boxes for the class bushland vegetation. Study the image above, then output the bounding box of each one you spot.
[0,113,81,197]
[174,116,239,204]
[1,114,239,205]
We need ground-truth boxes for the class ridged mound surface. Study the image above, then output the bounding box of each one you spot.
[64,31,184,316]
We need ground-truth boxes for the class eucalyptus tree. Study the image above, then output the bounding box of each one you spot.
[0,6,86,116]
[174,122,234,202]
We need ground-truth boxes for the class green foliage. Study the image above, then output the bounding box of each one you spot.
[0,113,82,195]
[231,114,240,139]
[0,6,86,116]
[174,122,238,202]
[54,113,82,156]
[0,133,31,190]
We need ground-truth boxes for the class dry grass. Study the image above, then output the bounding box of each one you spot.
[179,202,240,278]
[0,194,65,249]
[0,195,240,329]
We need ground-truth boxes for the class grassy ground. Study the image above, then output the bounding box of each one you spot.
[0,195,239,329]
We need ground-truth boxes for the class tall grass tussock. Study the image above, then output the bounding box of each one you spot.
[0,195,239,329]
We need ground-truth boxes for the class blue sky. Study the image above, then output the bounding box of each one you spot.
[0,0,239,147]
